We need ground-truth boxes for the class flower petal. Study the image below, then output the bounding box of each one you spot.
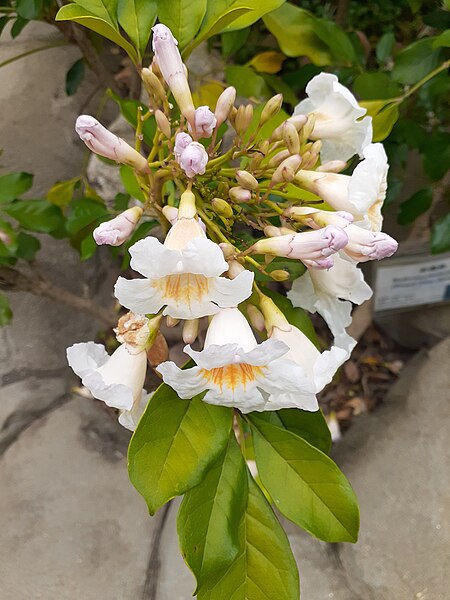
[208,270,254,309]
[66,342,108,378]
[181,237,228,276]
[82,371,135,410]
[114,276,165,315]
[129,236,181,278]
[240,338,289,366]
[184,343,240,370]
[157,362,207,398]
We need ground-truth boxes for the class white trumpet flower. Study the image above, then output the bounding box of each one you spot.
[294,72,372,163]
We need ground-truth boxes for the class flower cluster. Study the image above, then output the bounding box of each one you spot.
[68,24,398,430]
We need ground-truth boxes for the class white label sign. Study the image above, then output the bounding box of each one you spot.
[374,255,450,312]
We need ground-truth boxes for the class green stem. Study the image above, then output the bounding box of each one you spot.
[400,59,450,102]
[196,206,230,244]
[0,41,70,69]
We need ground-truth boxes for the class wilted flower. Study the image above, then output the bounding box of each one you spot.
[115,191,253,319]
[93,207,143,246]
[157,307,321,413]
[75,115,149,173]
[294,73,372,162]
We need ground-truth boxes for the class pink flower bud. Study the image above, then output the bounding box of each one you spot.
[75,116,149,173]
[272,155,302,184]
[178,142,208,178]
[344,225,398,262]
[152,24,195,124]
[250,226,348,260]
[174,132,193,161]
[229,186,252,202]
[214,86,236,127]
[302,256,335,270]
[0,231,12,245]
[188,106,217,138]
[93,207,143,246]
[162,205,179,225]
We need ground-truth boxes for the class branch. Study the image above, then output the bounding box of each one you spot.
[0,266,116,328]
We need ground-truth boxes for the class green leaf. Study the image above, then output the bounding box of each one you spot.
[3,199,64,233]
[158,0,207,50]
[16,0,43,20]
[221,28,250,57]
[11,16,29,39]
[128,383,233,515]
[0,293,12,326]
[226,65,271,100]
[16,232,41,261]
[186,7,251,55]
[178,435,247,589]
[397,188,433,225]
[198,469,300,600]
[372,103,399,142]
[119,165,145,201]
[422,131,450,181]
[0,16,11,38]
[222,0,286,32]
[392,38,441,85]
[262,287,318,346]
[433,29,450,48]
[249,414,359,543]
[313,18,357,65]
[55,4,138,64]
[431,214,450,254]
[65,58,85,96]
[0,172,33,203]
[376,31,395,64]
[66,198,108,234]
[118,0,157,57]
[71,0,119,27]
[263,4,331,65]
[46,177,80,207]
[353,72,401,100]
[261,73,297,106]
[107,90,156,146]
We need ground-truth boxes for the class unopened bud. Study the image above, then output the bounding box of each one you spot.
[76,115,149,173]
[260,94,283,125]
[189,106,217,139]
[219,242,236,259]
[247,304,265,332]
[0,230,12,245]
[235,104,253,135]
[272,155,302,184]
[212,197,233,218]
[264,225,282,237]
[316,160,347,173]
[268,149,290,167]
[141,67,166,102]
[178,189,197,219]
[270,269,290,281]
[217,181,230,197]
[178,142,208,178]
[288,114,308,130]
[147,331,169,366]
[228,106,238,128]
[162,205,179,225]
[155,109,171,138]
[236,170,258,191]
[182,319,199,344]
[214,86,236,127]
[166,316,180,328]
[229,186,252,203]
[311,140,322,154]
[93,206,143,246]
[227,259,245,279]
[282,121,300,154]
[301,114,316,141]
[152,24,195,125]
[174,132,192,161]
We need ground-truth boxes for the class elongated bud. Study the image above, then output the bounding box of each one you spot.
[302,256,335,270]
[247,304,265,332]
[219,242,236,259]
[76,116,149,173]
[260,94,283,125]
[182,319,199,344]
[288,114,308,131]
[272,154,302,184]
[301,114,316,142]
[162,205,179,225]
[284,207,353,229]
[264,225,282,237]
[155,109,171,138]
[316,160,347,173]
[249,226,348,260]
[93,206,143,246]
[178,142,208,178]
[141,67,166,102]
[268,149,290,168]
[166,316,180,328]
[189,106,217,139]
[178,189,196,219]
[235,104,253,135]
[236,170,258,191]
[300,151,312,169]
[228,106,238,128]
[212,197,233,218]
[214,86,236,127]
[282,121,300,154]
[151,24,195,125]
[229,186,252,203]
[270,269,290,281]
[227,259,245,279]
[343,225,398,262]
[174,132,192,161]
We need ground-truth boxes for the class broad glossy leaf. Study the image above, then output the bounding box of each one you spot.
[16,232,41,261]
[372,103,399,142]
[222,0,286,32]
[433,30,450,48]
[431,214,450,254]
[66,58,85,96]
[392,38,441,85]
[3,199,64,233]
[226,65,271,100]
[0,172,33,203]
[249,415,359,542]
[353,72,401,100]
[158,0,207,50]
[119,165,145,201]
[313,18,357,65]
[263,4,331,65]
[128,383,232,514]
[46,177,80,207]
[0,293,12,327]
[11,17,29,39]
[66,198,108,234]
[376,32,395,63]
[262,73,297,105]
[16,0,43,20]
[397,188,433,225]
[55,4,138,63]
[198,470,299,600]
[71,0,119,26]
[178,435,247,589]
[221,28,249,57]
[118,0,157,57]
[422,131,450,181]
[249,51,285,74]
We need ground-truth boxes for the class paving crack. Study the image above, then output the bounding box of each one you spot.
[0,392,72,455]
[142,501,173,600]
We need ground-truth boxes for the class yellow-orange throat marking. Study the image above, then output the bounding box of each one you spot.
[153,273,210,307]
[200,363,264,392]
